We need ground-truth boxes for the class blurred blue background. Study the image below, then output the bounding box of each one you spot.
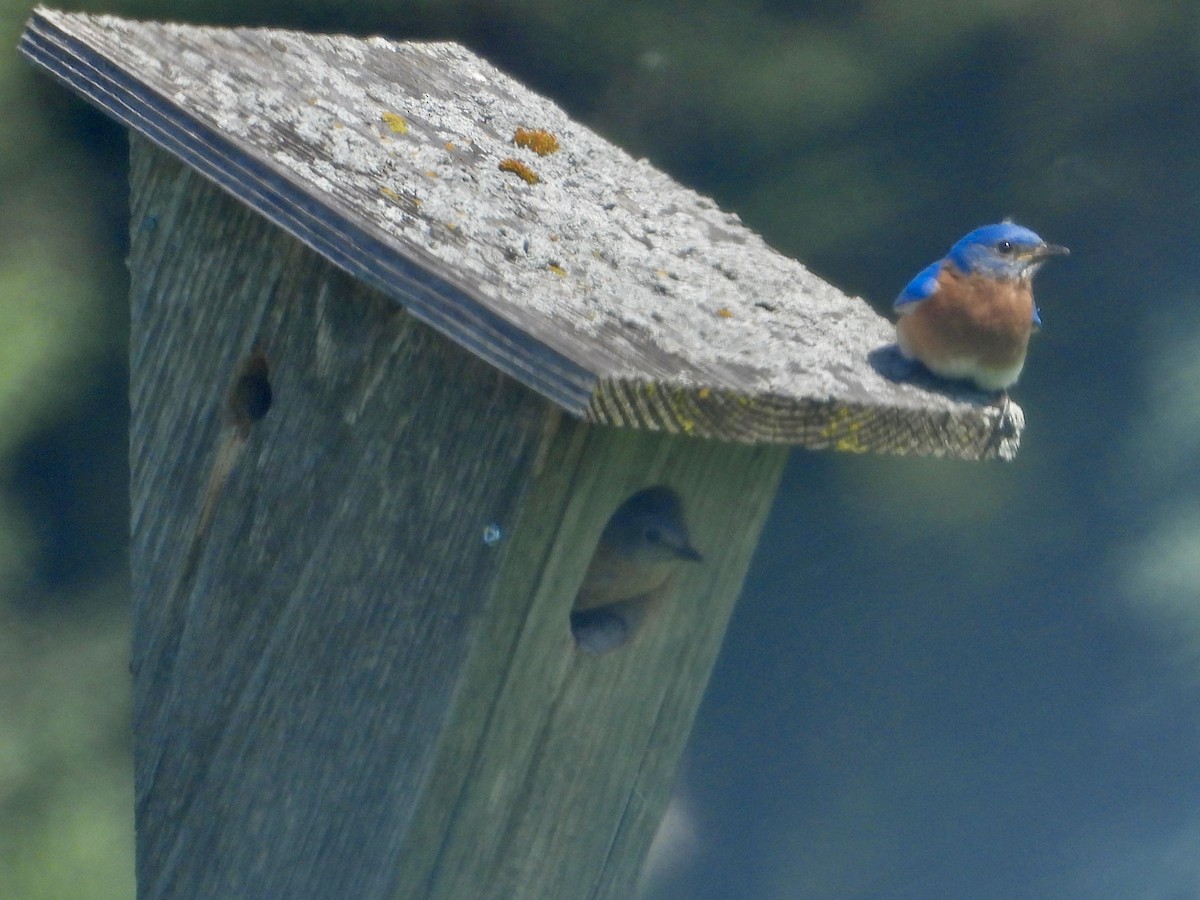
[4,1,1199,897]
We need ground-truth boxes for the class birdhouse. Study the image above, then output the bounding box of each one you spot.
[21,8,1023,898]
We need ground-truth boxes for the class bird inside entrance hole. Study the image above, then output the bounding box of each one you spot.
[570,486,702,655]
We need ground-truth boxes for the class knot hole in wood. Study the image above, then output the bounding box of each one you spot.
[226,349,272,438]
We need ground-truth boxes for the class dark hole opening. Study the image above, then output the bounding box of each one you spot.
[569,485,702,655]
[227,350,272,435]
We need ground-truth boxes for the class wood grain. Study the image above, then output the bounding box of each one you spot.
[126,138,785,897]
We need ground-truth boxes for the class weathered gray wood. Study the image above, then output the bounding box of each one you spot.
[392,423,782,899]
[126,137,552,896]
[20,8,1033,895]
[21,7,1023,460]
[126,137,785,898]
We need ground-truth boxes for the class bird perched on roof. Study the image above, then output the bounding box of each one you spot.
[893,222,1068,391]
[570,486,702,655]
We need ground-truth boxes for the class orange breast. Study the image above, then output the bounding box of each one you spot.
[900,266,1034,370]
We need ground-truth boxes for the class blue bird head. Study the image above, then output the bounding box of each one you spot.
[947,222,1069,280]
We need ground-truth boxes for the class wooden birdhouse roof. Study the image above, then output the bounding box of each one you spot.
[21,7,1022,459]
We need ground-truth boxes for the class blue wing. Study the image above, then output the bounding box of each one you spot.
[894,261,942,313]
[1032,303,1043,330]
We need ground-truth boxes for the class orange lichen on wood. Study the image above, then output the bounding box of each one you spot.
[513,127,560,155]
[499,158,539,184]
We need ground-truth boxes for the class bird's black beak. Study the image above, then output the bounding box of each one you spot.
[1032,242,1070,260]
[675,543,704,563]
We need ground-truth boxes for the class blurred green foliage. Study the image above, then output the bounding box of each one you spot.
[3,0,1197,897]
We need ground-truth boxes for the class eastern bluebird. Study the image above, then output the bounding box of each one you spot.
[570,486,703,655]
[894,222,1068,391]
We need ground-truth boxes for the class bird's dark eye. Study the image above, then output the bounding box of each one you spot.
[996,240,1014,254]
[643,526,663,545]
